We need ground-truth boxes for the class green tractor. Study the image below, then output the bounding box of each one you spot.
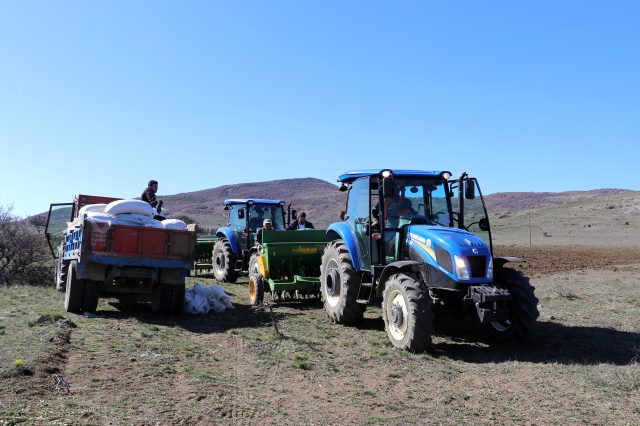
[320,169,539,351]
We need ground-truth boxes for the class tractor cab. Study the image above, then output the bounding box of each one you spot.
[336,170,492,272]
[212,199,291,283]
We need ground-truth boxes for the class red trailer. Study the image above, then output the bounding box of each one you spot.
[45,195,196,314]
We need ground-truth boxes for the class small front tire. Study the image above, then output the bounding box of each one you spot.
[382,273,433,352]
[249,273,265,306]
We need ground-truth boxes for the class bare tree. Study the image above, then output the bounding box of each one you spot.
[0,204,52,285]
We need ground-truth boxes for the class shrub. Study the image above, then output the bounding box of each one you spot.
[0,204,53,285]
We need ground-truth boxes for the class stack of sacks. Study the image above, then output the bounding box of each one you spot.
[184,283,235,315]
[80,200,188,230]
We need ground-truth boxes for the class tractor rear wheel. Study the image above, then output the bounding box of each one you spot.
[382,273,433,352]
[248,273,265,306]
[212,239,238,283]
[64,261,85,313]
[485,268,539,341]
[320,240,365,324]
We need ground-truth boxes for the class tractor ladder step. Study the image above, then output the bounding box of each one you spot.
[356,299,369,304]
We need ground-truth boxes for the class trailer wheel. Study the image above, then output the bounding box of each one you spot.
[55,258,69,292]
[382,273,433,352]
[170,284,185,314]
[248,273,265,306]
[64,261,85,313]
[485,268,539,341]
[152,284,184,314]
[320,240,365,324]
[212,239,238,283]
[82,280,101,312]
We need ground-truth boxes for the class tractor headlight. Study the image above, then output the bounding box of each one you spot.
[487,256,493,280]
[441,172,451,180]
[454,255,470,280]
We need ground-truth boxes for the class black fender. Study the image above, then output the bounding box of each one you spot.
[376,260,424,297]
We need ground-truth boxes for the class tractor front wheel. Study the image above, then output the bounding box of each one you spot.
[212,239,238,283]
[485,268,539,341]
[248,253,260,277]
[320,240,365,324]
[382,273,433,352]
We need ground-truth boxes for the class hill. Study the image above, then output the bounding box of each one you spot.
[161,177,345,231]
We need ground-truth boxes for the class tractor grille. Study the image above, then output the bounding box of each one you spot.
[435,244,453,273]
[467,256,487,278]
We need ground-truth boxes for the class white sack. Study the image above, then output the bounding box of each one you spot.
[183,283,234,315]
[112,213,163,228]
[79,203,107,216]
[85,211,114,225]
[211,285,235,309]
[184,290,210,315]
[161,219,188,231]
[104,199,156,217]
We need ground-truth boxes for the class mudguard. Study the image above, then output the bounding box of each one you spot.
[215,227,240,254]
[326,222,362,271]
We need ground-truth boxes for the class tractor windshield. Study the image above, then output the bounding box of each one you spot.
[384,177,451,228]
[248,204,285,232]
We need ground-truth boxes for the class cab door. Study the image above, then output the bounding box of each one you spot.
[449,176,493,254]
[45,203,74,258]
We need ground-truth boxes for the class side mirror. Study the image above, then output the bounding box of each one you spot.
[339,183,349,192]
[238,208,245,219]
[382,176,394,197]
[291,209,297,220]
[479,217,490,231]
[465,179,476,200]
[224,205,230,211]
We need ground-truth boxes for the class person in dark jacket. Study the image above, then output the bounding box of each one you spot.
[141,180,163,213]
[287,212,314,230]
[256,219,273,244]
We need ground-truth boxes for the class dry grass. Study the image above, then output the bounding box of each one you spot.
[1,263,639,425]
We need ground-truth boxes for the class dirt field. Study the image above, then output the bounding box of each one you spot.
[1,246,639,425]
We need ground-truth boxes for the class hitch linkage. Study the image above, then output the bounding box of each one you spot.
[468,286,512,323]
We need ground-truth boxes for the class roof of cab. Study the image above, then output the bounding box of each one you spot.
[338,169,451,183]
[223,199,283,205]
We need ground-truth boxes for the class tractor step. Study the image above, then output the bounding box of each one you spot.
[360,282,373,288]
[356,299,369,304]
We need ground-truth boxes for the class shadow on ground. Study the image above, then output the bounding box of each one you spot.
[355,315,640,365]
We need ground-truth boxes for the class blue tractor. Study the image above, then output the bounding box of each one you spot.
[320,169,539,351]
[212,199,292,282]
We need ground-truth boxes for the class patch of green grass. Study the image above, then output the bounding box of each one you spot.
[292,354,312,370]
[0,325,5,336]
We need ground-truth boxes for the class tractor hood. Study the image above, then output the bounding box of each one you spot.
[405,225,492,283]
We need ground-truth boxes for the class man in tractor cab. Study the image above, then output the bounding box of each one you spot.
[256,219,274,244]
[141,180,163,214]
[287,212,314,230]
[249,207,265,231]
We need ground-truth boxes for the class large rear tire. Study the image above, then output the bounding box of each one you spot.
[212,239,238,283]
[382,273,433,352]
[64,261,85,313]
[320,240,365,324]
[485,268,539,341]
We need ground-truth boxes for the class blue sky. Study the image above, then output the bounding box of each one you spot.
[1,1,638,216]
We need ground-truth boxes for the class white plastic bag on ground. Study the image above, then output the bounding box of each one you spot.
[184,291,210,315]
[211,285,235,309]
[79,203,107,216]
[104,199,156,217]
[184,283,234,314]
[162,219,187,231]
